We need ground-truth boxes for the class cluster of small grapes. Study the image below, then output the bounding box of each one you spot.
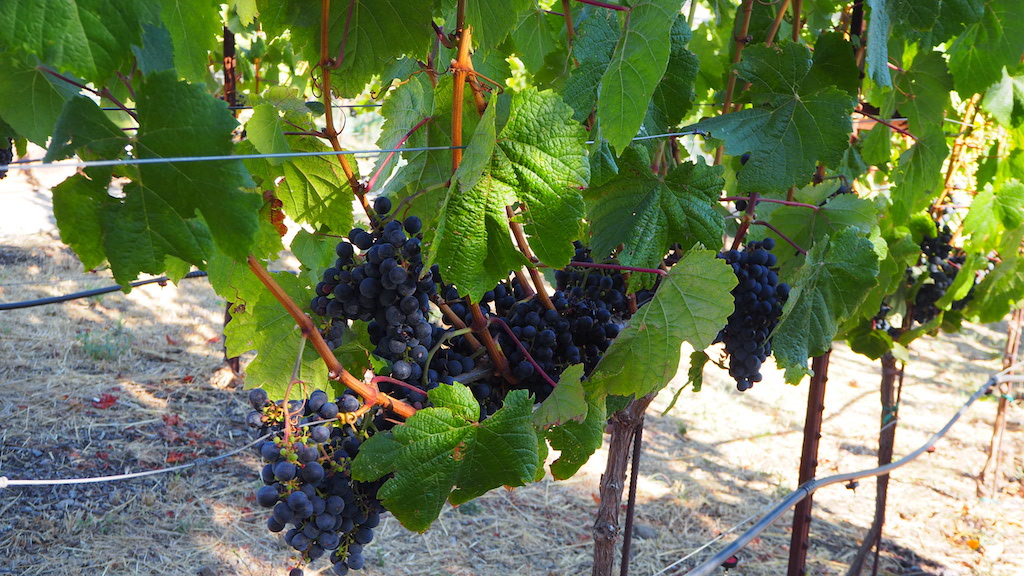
[311,197,436,407]
[0,139,12,180]
[912,225,965,324]
[715,238,790,391]
[247,388,382,575]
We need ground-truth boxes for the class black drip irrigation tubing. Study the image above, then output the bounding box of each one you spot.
[0,270,208,311]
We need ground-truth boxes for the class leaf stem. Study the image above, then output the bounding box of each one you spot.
[489,317,557,388]
[753,220,807,255]
[574,0,630,11]
[854,108,916,140]
[431,296,485,351]
[730,191,759,250]
[720,196,820,211]
[371,375,428,396]
[562,0,576,44]
[366,116,434,193]
[544,260,668,277]
[41,67,139,122]
[245,255,417,419]
[506,206,554,310]
[470,302,510,378]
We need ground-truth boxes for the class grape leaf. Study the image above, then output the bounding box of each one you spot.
[598,0,681,153]
[660,349,707,415]
[51,169,114,272]
[588,250,737,397]
[290,229,338,279]
[691,43,856,192]
[755,193,877,269]
[890,132,950,222]
[962,181,1024,253]
[562,8,619,123]
[773,229,880,383]
[586,146,724,271]
[544,379,607,480]
[651,14,700,129]
[466,0,533,50]
[511,7,563,74]
[983,65,1024,127]
[0,0,147,82]
[970,252,1024,323]
[224,270,328,398]
[161,0,221,83]
[351,386,538,532]
[533,364,587,429]
[865,0,892,88]
[892,50,953,138]
[246,103,291,165]
[132,22,175,76]
[0,60,78,146]
[429,89,588,301]
[948,0,1024,97]
[258,0,434,97]
[46,96,129,162]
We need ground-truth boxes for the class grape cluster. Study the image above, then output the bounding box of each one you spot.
[0,139,12,180]
[312,197,436,407]
[912,225,964,324]
[715,238,789,391]
[247,387,382,575]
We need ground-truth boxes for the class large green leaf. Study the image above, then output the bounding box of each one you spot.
[651,14,700,128]
[586,146,724,272]
[533,364,587,429]
[892,50,953,138]
[0,60,79,146]
[46,96,129,162]
[948,0,1024,97]
[588,250,737,397]
[0,0,148,82]
[51,169,113,272]
[510,7,564,74]
[258,0,434,97]
[691,42,856,192]
[135,71,261,263]
[773,229,880,383]
[224,271,328,397]
[428,89,589,301]
[983,65,1024,127]
[598,0,682,152]
[544,378,607,480]
[246,103,291,164]
[160,0,221,83]
[865,0,893,88]
[351,385,539,532]
[467,0,533,50]
[562,8,619,123]
[962,181,1024,254]
[970,252,1024,323]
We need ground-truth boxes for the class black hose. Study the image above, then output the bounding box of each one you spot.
[0,270,208,311]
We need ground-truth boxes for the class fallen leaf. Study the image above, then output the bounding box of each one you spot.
[166,451,188,463]
[165,334,179,346]
[91,394,117,409]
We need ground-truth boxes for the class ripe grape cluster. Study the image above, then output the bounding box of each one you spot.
[0,139,12,180]
[715,238,789,391]
[311,197,436,407]
[247,387,382,575]
[912,225,964,324]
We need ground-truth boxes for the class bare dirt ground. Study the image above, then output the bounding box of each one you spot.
[1,190,1022,576]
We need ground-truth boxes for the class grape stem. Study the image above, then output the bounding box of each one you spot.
[280,339,309,443]
[730,192,759,251]
[470,302,511,379]
[854,108,917,141]
[541,260,668,277]
[489,317,558,389]
[720,196,820,212]
[245,255,417,419]
[371,375,428,396]
[431,296,485,352]
[561,0,575,45]
[41,67,138,122]
[422,327,475,387]
[753,220,808,255]
[574,0,630,11]
[365,115,434,193]
[507,206,555,309]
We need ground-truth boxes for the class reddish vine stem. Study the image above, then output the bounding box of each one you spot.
[470,302,510,378]
[753,220,807,255]
[854,109,917,141]
[933,93,982,217]
[730,191,759,251]
[507,207,555,310]
[42,68,138,122]
[765,0,791,47]
[543,260,668,277]
[245,255,417,419]
[319,0,374,224]
[366,116,434,193]
[371,375,428,396]
[489,317,556,388]
[574,0,630,11]
[618,417,645,576]
[791,0,803,42]
[715,0,754,164]
[432,297,485,351]
[562,0,576,44]
[721,196,820,211]
[463,49,489,116]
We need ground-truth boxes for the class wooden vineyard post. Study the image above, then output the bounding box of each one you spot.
[977,306,1024,497]
[787,351,832,576]
[847,352,902,576]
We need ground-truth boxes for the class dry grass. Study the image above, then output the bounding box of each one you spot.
[0,231,1022,576]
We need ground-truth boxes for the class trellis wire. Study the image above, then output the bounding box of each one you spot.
[0,130,708,172]
[0,417,340,490]
[676,366,1024,576]
[0,270,208,311]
